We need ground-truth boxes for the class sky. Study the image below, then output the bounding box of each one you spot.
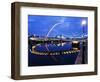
[28,15,88,37]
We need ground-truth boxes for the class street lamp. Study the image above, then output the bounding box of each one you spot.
[81,20,86,37]
[81,19,87,64]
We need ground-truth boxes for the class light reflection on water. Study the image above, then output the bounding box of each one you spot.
[35,43,72,52]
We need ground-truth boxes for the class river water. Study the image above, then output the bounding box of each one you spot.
[28,42,82,66]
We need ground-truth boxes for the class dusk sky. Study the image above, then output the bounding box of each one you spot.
[28,15,88,37]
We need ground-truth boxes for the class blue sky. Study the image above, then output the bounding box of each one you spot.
[28,15,88,37]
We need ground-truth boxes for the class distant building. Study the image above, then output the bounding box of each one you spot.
[56,35,66,39]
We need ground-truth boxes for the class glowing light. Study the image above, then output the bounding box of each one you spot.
[81,20,87,26]
[30,37,37,40]
[61,43,66,46]
[72,41,79,44]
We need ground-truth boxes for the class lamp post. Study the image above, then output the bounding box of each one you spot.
[81,20,86,64]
